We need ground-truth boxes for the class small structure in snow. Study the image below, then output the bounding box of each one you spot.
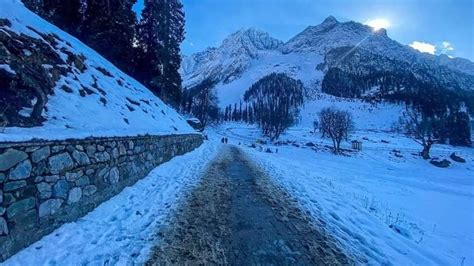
[352,140,362,151]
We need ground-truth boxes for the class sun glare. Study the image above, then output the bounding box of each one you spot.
[365,18,391,31]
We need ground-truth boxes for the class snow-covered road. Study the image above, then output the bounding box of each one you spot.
[4,141,219,265]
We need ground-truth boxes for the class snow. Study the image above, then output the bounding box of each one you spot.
[211,123,474,265]
[3,140,220,265]
[0,0,194,142]
[0,63,16,75]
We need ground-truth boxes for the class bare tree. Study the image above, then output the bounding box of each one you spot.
[318,107,354,154]
[401,107,436,159]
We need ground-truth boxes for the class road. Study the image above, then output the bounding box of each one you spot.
[148,145,350,265]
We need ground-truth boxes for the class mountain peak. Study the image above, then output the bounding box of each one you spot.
[322,15,339,25]
[223,28,283,51]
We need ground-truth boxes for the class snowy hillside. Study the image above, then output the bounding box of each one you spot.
[0,0,194,142]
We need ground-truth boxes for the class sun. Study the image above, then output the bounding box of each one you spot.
[365,18,391,31]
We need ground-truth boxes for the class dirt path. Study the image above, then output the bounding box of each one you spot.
[148,145,351,265]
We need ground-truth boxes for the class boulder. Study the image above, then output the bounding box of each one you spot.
[430,159,451,168]
[450,153,466,163]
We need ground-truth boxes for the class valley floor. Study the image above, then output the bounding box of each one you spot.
[213,123,474,265]
[4,123,474,265]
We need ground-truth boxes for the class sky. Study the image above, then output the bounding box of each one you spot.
[134,0,474,61]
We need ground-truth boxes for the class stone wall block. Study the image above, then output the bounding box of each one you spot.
[0,149,28,171]
[49,153,74,174]
[31,146,50,163]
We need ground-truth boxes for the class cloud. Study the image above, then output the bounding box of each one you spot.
[409,41,436,55]
[441,41,454,52]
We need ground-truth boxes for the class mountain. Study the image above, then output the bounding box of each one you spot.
[0,0,193,141]
[181,28,283,87]
[181,16,474,128]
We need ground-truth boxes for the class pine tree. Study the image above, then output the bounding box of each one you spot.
[137,0,185,107]
[82,0,137,73]
[22,0,83,36]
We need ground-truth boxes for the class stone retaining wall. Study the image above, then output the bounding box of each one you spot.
[0,133,203,261]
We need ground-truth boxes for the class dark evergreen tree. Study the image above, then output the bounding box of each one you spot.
[447,111,471,146]
[244,73,304,140]
[136,0,185,107]
[22,0,83,36]
[82,0,137,73]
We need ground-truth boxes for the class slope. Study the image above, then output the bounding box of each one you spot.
[0,0,194,142]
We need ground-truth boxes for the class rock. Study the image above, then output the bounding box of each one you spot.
[51,145,65,153]
[94,152,110,162]
[83,185,97,196]
[97,145,105,152]
[75,176,90,187]
[72,150,90,165]
[0,149,28,171]
[44,175,59,183]
[112,148,119,159]
[67,187,82,204]
[109,167,120,184]
[305,142,315,147]
[65,172,80,182]
[86,145,96,157]
[450,153,466,163]
[8,159,32,180]
[430,159,451,168]
[49,153,74,174]
[75,145,84,151]
[36,182,52,199]
[0,217,8,235]
[4,180,27,192]
[35,175,44,183]
[39,199,63,217]
[0,190,2,204]
[53,180,69,199]
[85,168,95,175]
[31,146,51,163]
[0,173,5,183]
[3,193,15,205]
[7,197,35,219]
[0,207,5,215]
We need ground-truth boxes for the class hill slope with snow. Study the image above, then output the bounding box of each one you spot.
[0,0,193,142]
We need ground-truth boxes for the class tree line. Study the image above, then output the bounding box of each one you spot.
[23,0,185,107]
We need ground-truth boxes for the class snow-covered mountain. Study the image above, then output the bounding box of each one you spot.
[0,0,193,141]
[181,28,283,87]
[181,16,474,129]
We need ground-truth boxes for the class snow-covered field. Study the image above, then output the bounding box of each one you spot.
[211,123,474,265]
[0,0,193,142]
[3,141,219,265]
